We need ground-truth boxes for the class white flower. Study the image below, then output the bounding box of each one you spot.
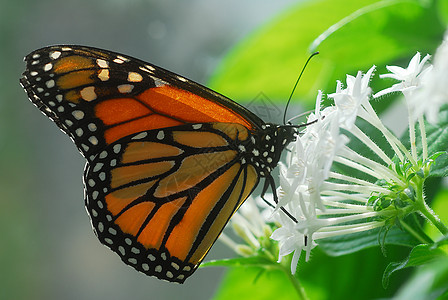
[270,207,315,274]
[374,52,432,98]
[272,66,404,274]
[328,66,375,129]
[408,35,448,123]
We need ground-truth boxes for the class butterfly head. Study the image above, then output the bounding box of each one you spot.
[244,124,296,177]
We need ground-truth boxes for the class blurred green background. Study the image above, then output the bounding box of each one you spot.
[0,0,297,299]
[2,0,448,299]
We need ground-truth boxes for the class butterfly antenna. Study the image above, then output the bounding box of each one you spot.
[286,109,314,125]
[283,51,319,125]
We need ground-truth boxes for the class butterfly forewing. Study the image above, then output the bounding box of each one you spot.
[20,45,262,162]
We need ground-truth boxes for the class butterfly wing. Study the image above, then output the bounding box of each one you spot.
[85,123,259,282]
[20,45,264,162]
[20,45,269,283]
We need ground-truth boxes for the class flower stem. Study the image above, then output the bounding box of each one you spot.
[280,264,308,300]
[418,116,428,161]
[414,179,448,235]
[407,103,418,162]
[416,199,448,235]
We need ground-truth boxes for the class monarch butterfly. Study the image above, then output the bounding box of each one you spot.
[20,45,297,283]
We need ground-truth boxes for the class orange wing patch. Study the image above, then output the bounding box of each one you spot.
[164,163,240,261]
[121,142,183,164]
[105,181,156,216]
[115,202,156,236]
[110,161,174,188]
[137,197,187,249]
[138,86,254,128]
[189,165,258,264]
[53,55,95,73]
[103,115,183,144]
[95,98,153,126]
[57,70,95,89]
[212,123,250,141]
[154,150,237,198]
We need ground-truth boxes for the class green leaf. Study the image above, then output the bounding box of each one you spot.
[297,246,413,299]
[209,0,445,111]
[212,266,299,300]
[434,234,448,247]
[382,243,448,288]
[391,257,448,299]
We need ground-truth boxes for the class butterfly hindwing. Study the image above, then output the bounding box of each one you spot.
[84,122,259,282]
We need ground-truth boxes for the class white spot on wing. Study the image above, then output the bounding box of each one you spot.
[98,69,110,81]
[75,128,83,137]
[89,136,99,145]
[72,110,85,120]
[80,86,97,101]
[96,59,109,68]
[88,123,97,131]
[44,63,53,71]
[132,132,148,140]
[117,84,134,93]
[128,72,143,82]
[113,55,128,64]
[46,79,55,88]
[50,51,62,60]
[148,254,156,261]
[113,144,121,153]
[139,66,154,73]
[145,64,156,71]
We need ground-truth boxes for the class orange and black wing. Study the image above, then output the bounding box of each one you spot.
[20,45,275,283]
[85,123,259,282]
[20,45,264,163]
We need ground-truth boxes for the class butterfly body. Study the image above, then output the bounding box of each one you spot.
[21,45,295,282]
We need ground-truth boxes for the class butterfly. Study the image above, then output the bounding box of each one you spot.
[20,45,296,283]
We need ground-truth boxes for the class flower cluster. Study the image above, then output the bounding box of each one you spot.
[270,35,448,272]
[221,34,448,275]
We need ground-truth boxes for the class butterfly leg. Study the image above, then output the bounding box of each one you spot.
[261,176,298,223]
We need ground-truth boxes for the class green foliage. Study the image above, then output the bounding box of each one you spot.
[388,257,448,299]
[207,0,448,299]
[209,0,446,110]
[213,266,300,300]
[383,241,448,287]
[212,247,413,300]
